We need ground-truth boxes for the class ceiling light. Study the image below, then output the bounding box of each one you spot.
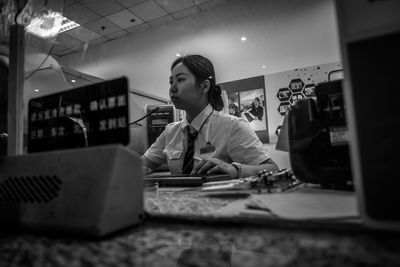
[241,36,247,41]
[34,89,39,92]
[71,79,76,83]
[262,65,266,69]
[176,53,181,57]
[59,18,80,33]
[25,10,80,38]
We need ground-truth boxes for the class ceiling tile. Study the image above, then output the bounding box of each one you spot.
[106,9,144,29]
[85,18,122,35]
[154,0,195,13]
[64,2,101,25]
[80,0,124,16]
[171,6,200,19]
[192,0,213,4]
[147,15,174,27]
[199,0,229,11]
[129,0,168,21]
[44,1,64,12]
[65,26,102,43]
[106,30,129,40]
[125,23,150,33]
[52,44,68,55]
[57,47,80,57]
[64,0,78,7]
[56,33,83,48]
[89,36,110,46]
[115,0,147,8]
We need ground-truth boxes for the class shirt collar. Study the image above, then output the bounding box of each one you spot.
[181,104,213,133]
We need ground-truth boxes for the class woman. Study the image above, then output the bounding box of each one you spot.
[141,55,278,178]
[250,97,264,121]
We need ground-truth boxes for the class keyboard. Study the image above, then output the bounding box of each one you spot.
[144,173,231,187]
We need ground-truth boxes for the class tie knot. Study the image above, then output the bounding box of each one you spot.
[186,126,198,141]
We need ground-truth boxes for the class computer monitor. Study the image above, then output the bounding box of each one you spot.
[28,77,130,153]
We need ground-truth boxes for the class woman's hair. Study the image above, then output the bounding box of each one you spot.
[171,55,224,111]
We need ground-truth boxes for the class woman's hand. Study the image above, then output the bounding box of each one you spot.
[191,158,238,178]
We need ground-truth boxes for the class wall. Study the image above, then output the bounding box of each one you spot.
[58,0,342,168]
[264,61,343,169]
[59,0,341,100]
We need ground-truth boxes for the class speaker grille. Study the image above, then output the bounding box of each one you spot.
[0,175,62,203]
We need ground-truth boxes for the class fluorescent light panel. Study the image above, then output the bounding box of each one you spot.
[25,10,80,38]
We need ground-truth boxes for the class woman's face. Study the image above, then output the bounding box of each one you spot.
[254,99,259,107]
[169,63,201,111]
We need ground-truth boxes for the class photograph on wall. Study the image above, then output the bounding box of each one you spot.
[239,89,266,132]
[220,76,269,143]
[227,92,240,117]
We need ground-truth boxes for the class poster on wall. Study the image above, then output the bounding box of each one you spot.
[264,61,343,144]
[220,76,269,143]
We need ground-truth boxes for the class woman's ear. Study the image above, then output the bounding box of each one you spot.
[200,79,210,94]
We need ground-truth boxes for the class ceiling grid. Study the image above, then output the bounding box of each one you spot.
[52,0,232,57]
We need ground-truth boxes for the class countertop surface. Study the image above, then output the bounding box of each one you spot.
[1,186,400,267]
[1,219,400,267]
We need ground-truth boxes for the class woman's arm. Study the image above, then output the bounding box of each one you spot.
[240,158,278,177]
[192,157,279,178]
[140,155,162,175]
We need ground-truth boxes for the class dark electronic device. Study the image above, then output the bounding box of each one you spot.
[1,77,144,237]
[146,105,174,147]
[288,79,353,190]
[28,77,130,153]
[336,0,400,230]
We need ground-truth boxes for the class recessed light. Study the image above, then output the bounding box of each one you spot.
[262,65,266,69]
[71,79,76,83]
[34,89,39,92]
[241,36,247,41]
[176,53,181,57]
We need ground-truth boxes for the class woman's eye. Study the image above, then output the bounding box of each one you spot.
[178,78,184,82]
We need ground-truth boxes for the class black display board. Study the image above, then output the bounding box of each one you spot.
[28,77,129,153]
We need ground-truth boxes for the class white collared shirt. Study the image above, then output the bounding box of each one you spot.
[144,104,270,174]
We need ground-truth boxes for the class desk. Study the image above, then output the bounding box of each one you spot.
[1,187,400,266]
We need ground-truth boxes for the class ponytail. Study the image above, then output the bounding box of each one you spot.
[209,84,224,111]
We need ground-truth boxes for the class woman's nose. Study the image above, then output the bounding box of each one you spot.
[169,82,177,92]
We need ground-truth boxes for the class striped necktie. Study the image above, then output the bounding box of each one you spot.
[182,126,198,174]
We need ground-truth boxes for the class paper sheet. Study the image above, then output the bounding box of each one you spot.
[216,187,359,221]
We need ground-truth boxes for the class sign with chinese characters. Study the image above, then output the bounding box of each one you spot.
[28,77,129,153]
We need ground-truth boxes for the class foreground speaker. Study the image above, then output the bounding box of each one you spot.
[0,145,144,237]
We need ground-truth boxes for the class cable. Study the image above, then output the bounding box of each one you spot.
[14,0,21,25]
[24,44,55,80]
[129,106,160,126]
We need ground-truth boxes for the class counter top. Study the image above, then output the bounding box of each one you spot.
[1,186,400,267]
[1,219,400,267]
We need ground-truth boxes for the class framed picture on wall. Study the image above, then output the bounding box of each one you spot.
[239,89,267,132]
[220,76,269,143]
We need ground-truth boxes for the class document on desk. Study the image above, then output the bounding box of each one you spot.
[216,187,359,221]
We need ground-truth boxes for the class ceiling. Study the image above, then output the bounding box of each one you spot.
[51,0,236,57]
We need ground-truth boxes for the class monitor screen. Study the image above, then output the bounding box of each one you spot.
[28,77,130,153]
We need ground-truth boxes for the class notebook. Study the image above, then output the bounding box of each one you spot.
[144,172,231,187]
[28,77,130,153]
